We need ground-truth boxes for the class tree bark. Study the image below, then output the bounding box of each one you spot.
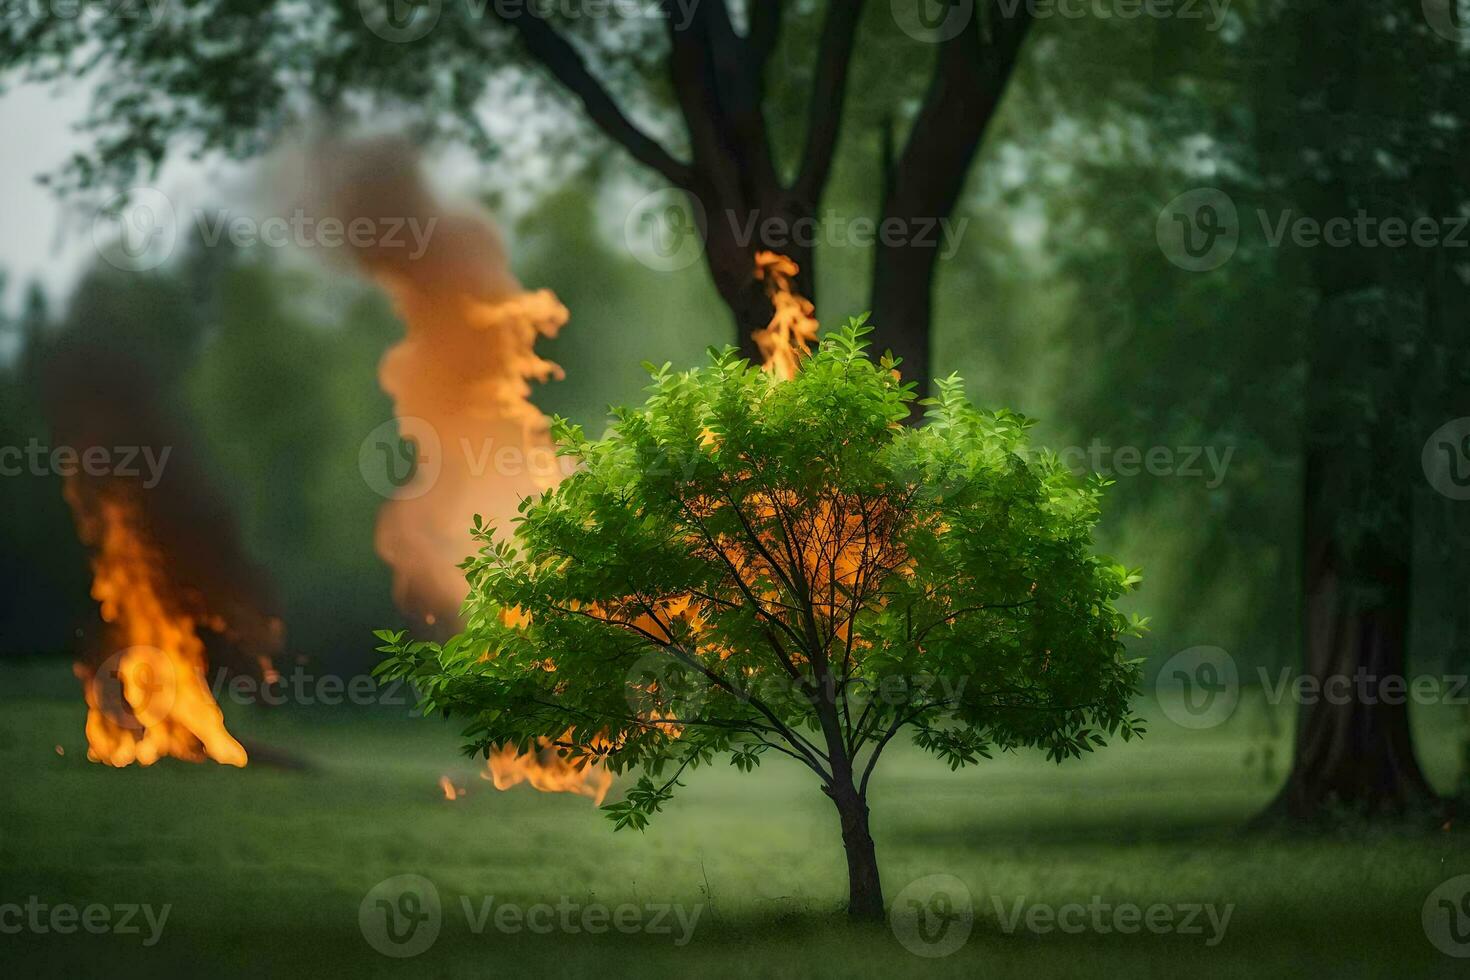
[692,181,816,365]
[870,5,1034,407]
[828,781,885,921]
[1267,474,1437,818]
[1257,0,1440,823]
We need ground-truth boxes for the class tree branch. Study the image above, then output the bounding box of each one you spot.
[792,0,868,201]
[504,11,693,186]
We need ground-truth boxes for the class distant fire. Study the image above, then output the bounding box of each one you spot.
[65,483,273,767]
[48,337,282,770]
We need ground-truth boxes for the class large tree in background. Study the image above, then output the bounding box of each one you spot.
[1250,0,1470,820]
[0,1,1036,398]
[996,7,1470,817]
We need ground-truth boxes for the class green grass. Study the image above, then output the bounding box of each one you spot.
[2,658,1468,977]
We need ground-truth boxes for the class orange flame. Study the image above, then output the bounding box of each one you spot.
[478,253,815,801]
[752,250,819,380]
[312,141,620,802]
[482,732,615,806]
[65,484,251,767]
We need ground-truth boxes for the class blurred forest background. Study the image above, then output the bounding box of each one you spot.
[2,1,1468,789]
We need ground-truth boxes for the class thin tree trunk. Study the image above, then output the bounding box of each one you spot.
[828,781,884,921]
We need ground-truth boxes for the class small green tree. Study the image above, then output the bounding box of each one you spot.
[376,317,1145,920]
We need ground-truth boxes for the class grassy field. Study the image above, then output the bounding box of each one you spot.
[2,658,1469,977]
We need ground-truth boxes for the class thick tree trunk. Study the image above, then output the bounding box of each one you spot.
[695,186,817,366]
[828,782,884,921]
[870,8,1034,410]
[1268,486,1437,819]
[1255,0,1440,823]
[1263,253,1439,820]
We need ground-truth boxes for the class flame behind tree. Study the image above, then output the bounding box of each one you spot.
[310,140,617,798]
[48,348,282,767]
[307,139,570,625]
[469,251,815,804]
[752,250,819,381]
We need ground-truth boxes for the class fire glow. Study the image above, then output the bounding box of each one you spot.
[470,250,818,805]
[315,140,620,802]
[318,144,819,805]
[66,484,255,767]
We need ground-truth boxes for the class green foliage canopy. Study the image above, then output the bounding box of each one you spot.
[377,318,1145,828]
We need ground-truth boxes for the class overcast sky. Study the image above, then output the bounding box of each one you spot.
[0,82,101,303]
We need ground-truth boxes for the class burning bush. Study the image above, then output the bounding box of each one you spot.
[377,317,1146,920]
